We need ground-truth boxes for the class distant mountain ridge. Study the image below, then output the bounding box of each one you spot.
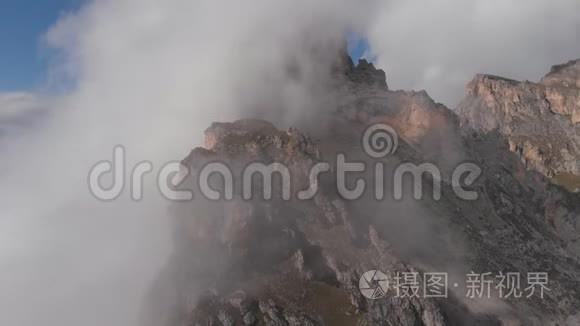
[457,59,580,192]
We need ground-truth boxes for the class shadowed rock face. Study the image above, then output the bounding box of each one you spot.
[333,46,388,90]
[141,55,580,326]
[457,60,580,189]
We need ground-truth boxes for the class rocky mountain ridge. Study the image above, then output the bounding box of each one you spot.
[141,54,580,325]
[457,60,580,191]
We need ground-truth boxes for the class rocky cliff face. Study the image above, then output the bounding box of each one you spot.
[142,55,580,326]
[457,60,580,190]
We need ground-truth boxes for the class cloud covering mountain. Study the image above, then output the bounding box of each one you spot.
[0,0,578,325]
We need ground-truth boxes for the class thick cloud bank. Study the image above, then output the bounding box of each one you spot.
[0,1,374,325]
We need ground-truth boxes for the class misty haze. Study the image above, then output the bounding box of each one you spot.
[0,1,579,325]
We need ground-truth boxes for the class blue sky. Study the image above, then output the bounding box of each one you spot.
[347,34,374,65]
[0,0,84,92]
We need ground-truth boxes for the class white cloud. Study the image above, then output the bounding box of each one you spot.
[0,92,45,120]
[0,92,53,141]
[366,0,580,106]
[0,1,377,325]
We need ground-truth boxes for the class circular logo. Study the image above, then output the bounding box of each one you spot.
[359,270,390,300]
[362,124,399,158]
